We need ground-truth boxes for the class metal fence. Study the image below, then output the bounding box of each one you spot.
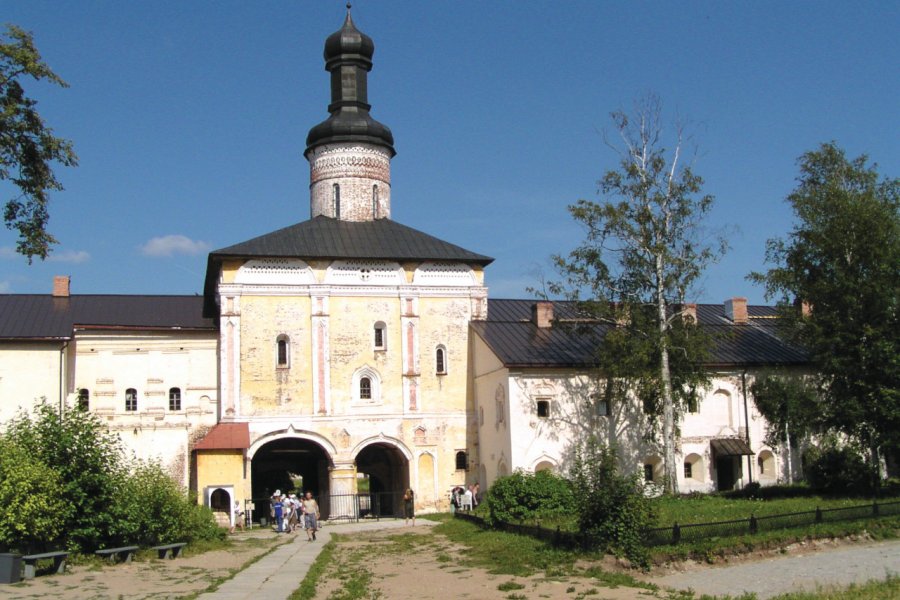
[642,499,900,546]
[456,499,900,548]
[250,491,406,525]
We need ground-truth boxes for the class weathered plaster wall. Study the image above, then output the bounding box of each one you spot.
[0,341,65,423]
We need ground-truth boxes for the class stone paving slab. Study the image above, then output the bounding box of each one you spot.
[198,518,432,600]
[650,539,900,599]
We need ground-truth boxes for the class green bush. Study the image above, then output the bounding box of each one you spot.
[803,442,874,494]
[4,401,128,552]
[486,470,574,525]
[119,461,223,546]
[2,401,221,552]
[570,438,655,568]
[0,439,68,552]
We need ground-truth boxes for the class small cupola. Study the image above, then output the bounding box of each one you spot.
[305,5,395,222]
[305,4,395,157]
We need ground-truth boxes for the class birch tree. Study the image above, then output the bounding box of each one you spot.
[550,96,726,494]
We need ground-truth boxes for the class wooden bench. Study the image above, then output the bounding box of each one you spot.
[150,542,187,559]
[22,551,68,579]
[95,546,139,564]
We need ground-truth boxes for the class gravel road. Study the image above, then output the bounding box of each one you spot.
[650,539,900,598]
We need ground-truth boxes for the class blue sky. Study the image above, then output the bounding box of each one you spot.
[2,1,898,304]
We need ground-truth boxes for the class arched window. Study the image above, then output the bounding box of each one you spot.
[455,451,468,471]
[276,334,290,368]
[125,388,138,412]
[683,453,704,482]
[77,388,89,411]
[333,183,341,219]
[373,321,386,350]
[372,184,378,218]
[435,345,447,375]
[352,366,382,403]
[169,387,182,411]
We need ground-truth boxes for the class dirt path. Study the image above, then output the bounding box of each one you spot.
[648,538,900,599]
[314,525,653,600]
[0,531,288,600]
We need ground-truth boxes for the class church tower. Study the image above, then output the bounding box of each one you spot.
[201,8,491,516]
[305,6,395,221]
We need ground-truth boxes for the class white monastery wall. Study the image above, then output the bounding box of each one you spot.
[0,341,66,423]
[72,330,219,487]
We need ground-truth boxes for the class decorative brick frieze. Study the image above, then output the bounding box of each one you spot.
[308,143,392,221]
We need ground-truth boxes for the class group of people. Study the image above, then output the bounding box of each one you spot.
[270,490,321,541]
[449,483,479,512]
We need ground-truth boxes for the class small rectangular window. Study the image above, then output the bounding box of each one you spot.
[455,451,468,471]
[596,399,609,417]
[277,338,288,367]
[687,396,699,414]
[536,399,550,418]
[77,389,90,411]
[435,347,447,375]
[169,387,182,411]
[125,388,138,412]
[374,323,386,350]
[684,461,692,479]
[644,464,654,482]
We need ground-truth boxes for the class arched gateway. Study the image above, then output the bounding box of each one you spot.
[247,432,413,521]
[352,437,411,518]
[249,432,335,518]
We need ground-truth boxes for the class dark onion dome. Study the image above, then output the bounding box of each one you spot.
[323,8,374,67]
[305,6,395,157]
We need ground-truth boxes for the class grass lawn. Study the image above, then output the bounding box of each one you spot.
[653,492,900,526]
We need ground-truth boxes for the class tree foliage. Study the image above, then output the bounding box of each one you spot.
[1,401,222,553]
[5,401,127,552]
[549,95,725,493]
[485,470,574,525]
[750,142,900,470]
[0,438,67,552]
[751,373,819,484]
[1,24,77,261]
[119,460,223,546]
[802,438,874,494]
[569,438,654,568]
[750,374,817,448]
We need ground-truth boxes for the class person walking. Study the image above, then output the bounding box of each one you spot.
[403,488,415,526]
[272,493,284,533]
[229,500,245,534]
[303,491,320,541]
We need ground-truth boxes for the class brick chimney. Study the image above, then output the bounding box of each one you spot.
[801,300,812,317]
[683,303,697,324]
[724,297,747,324]
[532,301,554,328]
[52,275,71,297]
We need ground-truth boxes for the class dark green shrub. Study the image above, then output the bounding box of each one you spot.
[5,401,128,552]
[0,438,68,552]
[570,438,655,568]
[486,470,574,525]
[803,442,873,494]
[3,401,222,552]
[118,461,223,546]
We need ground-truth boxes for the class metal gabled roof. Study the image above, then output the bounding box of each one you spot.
[476,299,808,369]
[0,295,213,340]
[203,216,493,316]
[209,216,493,264]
